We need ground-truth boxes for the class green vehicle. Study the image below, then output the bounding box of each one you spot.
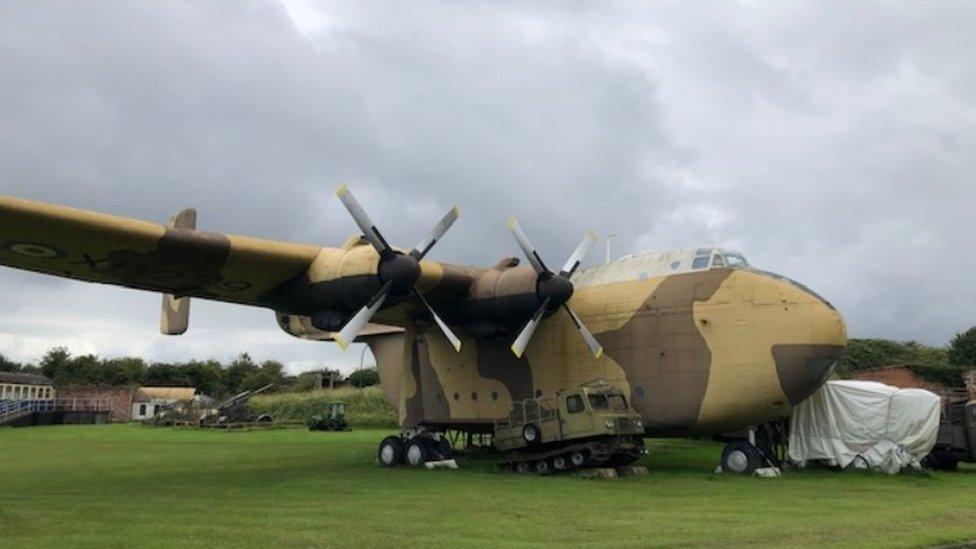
[307,402,350,432]
[493,380,645,474]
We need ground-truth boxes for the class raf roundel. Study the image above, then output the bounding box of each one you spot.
[3,242,64,259]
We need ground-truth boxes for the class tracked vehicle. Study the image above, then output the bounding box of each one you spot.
[493,380,645,474]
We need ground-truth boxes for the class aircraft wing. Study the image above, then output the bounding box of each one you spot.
[0,195,321,307]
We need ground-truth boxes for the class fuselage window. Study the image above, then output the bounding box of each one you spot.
[566,394,584,413]
[670,261,681,271]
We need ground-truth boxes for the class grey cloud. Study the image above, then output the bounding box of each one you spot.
[0,1,973,371]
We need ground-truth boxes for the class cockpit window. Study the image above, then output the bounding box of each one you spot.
[723,253,749,267]
[607,395,628,411]
[587,394,609,410]
[692,255,710,269]
[711,254,725,267]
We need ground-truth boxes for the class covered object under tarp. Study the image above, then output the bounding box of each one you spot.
[789,380,941,473]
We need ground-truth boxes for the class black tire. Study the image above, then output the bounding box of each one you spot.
[534,459,551,475]
[377,436,404,467]
[569,450,587,468]
[553,455,569,470]
[404,438,431,467]
[721,441,763,474]
[516,462,531,474]
[522,423,541,445]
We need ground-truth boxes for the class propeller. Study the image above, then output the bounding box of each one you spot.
[506,218,602,359]
[333,185,462,352]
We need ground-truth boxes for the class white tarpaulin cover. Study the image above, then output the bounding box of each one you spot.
[789,380,941,473]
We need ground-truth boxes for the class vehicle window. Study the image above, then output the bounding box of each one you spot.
[723,253,749,267]
[692,256,709,269]
[587,394,610,410]
[711,254,725,267]
[566,394,584,413]
[607,395,628,411]
[670,261,681,271]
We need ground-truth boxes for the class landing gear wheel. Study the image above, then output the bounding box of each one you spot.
[534,459,551,475]
[570,450,587,467]
[522,423,540,445]
[553,455,569,470]
[516,462,531,474]
[721,441,762,474]
[378,436,404,466]
[405,439,430,467]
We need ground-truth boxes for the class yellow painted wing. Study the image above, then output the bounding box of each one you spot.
[0,196,321,307]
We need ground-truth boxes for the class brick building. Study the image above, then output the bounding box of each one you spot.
[56,386,137,422]
[849,365,948,394]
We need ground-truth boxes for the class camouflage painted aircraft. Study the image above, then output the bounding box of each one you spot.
[0,188,846,469]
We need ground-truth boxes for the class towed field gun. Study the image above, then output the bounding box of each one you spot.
[200,384,274,427]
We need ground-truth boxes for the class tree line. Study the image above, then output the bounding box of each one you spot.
[0,347,379,397]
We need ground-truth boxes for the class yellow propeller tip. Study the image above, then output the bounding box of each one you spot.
[336,184,349,197]
[586,230,598,241]
[334,334,349,351]
[594,347,604,359]
[510,345,523,358]
[452,206,461,217]
[506,217,518,229]
[453,342,462,352]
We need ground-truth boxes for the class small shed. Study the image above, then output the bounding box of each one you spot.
[131,387,196,420]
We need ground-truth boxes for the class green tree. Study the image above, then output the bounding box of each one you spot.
[224,353,259,394]
[0,354,23,372]
[348,367,380,388]
[40,347,73,384]
[949,326,976,366]
[240,360,285,392]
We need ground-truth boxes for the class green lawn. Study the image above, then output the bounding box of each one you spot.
[1,425,975,548]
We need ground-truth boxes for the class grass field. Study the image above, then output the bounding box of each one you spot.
[1,425,975,548]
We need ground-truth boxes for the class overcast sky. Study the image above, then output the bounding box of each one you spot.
[1,1,974,373]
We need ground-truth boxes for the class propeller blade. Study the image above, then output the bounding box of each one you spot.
[559,231,597,278]
[413,287,462,352]
[563,305,604,359]
[334,280,394,351]
[506,217,549,274]
[510,297,551,358]
[336,184,393,258]
[410,206,460,261]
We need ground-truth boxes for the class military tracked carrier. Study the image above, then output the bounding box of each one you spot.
[493,380,646,474]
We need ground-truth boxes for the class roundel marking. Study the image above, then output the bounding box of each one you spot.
[3,242,65,259]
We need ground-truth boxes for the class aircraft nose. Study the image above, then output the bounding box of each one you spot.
[760,272,847,405]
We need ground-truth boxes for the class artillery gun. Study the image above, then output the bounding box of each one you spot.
[493,380,646,474]
[200,384,274,427]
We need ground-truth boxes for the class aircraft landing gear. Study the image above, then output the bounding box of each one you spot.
[720,426,774,475]
[721,440,763,474]
[377,429,453,467]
